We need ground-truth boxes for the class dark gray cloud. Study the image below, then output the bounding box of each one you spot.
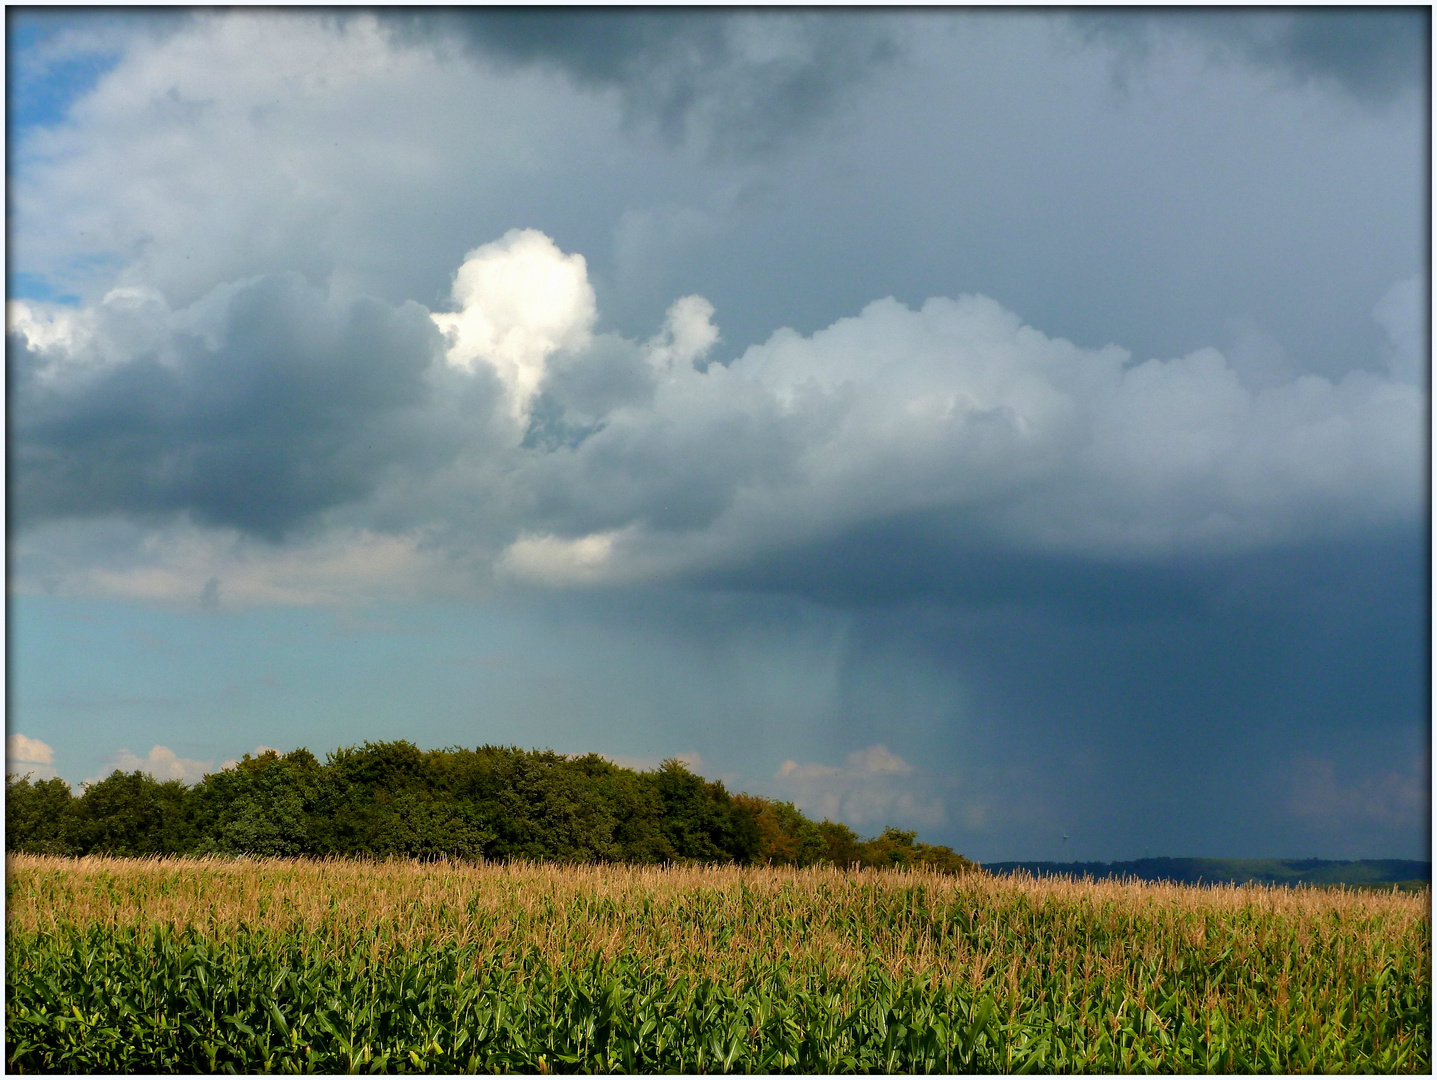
[698,506,1218,621]
[383,9,900,157]
[906,525,1430,860]
[10,249,1424,596]
[10,9,1423,390]
[9,274,470,540]
[680,521,1426,861]
[1074,9,1429,103]
[5,8,1426,866]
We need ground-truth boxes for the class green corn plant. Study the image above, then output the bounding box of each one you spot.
[6,855,1430,1074]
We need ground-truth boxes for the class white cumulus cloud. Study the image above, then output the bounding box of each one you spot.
[496,529,631,588]
[645,295,721,374]
[88,745,216,787]
[7,734,59,781]
[7,733,56,765]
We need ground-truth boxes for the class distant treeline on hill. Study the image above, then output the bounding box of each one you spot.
[985,857,1430,889]
[5,741,977,873]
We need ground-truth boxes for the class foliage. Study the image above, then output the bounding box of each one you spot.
[731,793,827,866]
[860,827,980,875]
[5,743,976,873]
[190,752,312,857]
[4,775,77,855]
[6,856,1430,1074]
[652,759,758,864]
[63,771,195,857]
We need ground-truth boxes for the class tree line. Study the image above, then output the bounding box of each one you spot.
[5,741,977,873]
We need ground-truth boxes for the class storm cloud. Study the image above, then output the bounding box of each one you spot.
[9,230,1424,605]
[1074,8,1429,104]
[6,9,1426,861]
[383,9,901,157]
[9,274,468,539]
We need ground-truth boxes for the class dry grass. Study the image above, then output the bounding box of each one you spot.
[8,853,1426,990]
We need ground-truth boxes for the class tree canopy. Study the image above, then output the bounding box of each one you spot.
[5,742,978,873]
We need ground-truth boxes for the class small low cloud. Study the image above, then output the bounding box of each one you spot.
[7,732,55,765]
[497,529,629,588]
[774,744,945,829]
[6,733,58,781]
[432,228,596,420]
[1288,754,1428,832]
[88,744,216,787]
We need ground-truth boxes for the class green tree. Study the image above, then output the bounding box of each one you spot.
[368,789,494,859]
[327,740,429,791]
[313,741,437,855]
[854,826,978,874]
[489,751,622,862]
[652,759,759,864]
[733,794,828,866]
[817,819,863,868]
[6,738,978,873]
[68,771,195,856]
[589,760,675,864]
[191,751,313,856]
[5,773,77,854]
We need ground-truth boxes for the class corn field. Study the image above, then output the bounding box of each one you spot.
[6,855,1430,1073]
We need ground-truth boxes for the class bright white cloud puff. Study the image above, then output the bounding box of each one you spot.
[433,229,597,419]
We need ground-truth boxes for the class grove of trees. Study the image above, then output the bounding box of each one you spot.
[6,742,977,873]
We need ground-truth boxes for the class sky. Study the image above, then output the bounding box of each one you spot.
[5,7,1430,863]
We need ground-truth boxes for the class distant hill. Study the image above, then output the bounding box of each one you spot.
[984,857,1429,888]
